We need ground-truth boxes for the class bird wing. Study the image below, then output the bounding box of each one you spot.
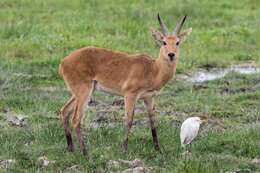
[180,119,200,145]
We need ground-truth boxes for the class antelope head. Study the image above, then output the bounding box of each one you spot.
[151,14,192,62]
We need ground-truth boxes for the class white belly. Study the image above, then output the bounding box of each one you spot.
[94,81,160,98]
[95,83,123,96]
[140,90,160,98]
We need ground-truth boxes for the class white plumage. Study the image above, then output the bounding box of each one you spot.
[180,117,204,147]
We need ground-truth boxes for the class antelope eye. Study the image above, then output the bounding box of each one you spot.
[176,41,180,46]
[162,41,167,46]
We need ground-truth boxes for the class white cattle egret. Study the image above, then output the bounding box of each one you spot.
[180,116,207,147]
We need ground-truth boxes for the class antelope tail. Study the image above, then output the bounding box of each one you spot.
[59,63,64,77]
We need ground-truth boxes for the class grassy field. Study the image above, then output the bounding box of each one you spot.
[0,0,260,172]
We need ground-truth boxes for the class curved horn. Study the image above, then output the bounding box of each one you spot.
[174,15,187,35]
[157,13,168,36]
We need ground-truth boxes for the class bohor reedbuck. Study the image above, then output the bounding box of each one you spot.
[59,14,192,155]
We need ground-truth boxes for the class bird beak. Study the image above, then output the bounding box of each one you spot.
[201,119,208,124]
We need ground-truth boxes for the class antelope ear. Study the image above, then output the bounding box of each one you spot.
[178,27,192,42]
[150,27,164,43]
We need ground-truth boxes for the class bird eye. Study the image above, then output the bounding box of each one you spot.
[176,41,180,46]
[162,41,167,46]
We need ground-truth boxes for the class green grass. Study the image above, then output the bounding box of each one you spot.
[0,0,260,172]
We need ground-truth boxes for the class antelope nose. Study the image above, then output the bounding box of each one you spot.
[168,53,175,60]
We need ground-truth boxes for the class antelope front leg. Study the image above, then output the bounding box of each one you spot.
[144,97,160,151]
[122,94,137,152]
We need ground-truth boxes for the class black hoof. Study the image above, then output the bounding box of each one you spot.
[68,145,74,152]
[82,149,88,156]
[154,144,161,152]
[122,142,128,153]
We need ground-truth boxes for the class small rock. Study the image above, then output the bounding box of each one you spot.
[66,165,80,171]
[133,167,149,173]
[122,167,150,173]
[122,168,133,173]
[225,170,241,173]
[90,122,101,129]
[108,159,149,173]
[118,159,144,168]
[37,156,55,167]
[6,114,27,127]
[131,159,144,168]
[0,159,16,169]
[107,160,120,170]
[252,157,260,164]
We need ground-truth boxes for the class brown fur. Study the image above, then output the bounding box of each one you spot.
[59,18,192,155]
